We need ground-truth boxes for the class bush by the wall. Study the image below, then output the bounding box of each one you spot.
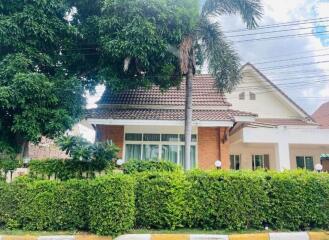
[135,171,187,229]
[29,158,111,181]
[17,179,89,231]
[122,160,182,174]
[267,171,329,230]
[185,170,270,230]
[88,175,135,236]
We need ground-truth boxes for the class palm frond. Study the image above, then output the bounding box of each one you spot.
[202,0,263,29]
[197,18,241,92]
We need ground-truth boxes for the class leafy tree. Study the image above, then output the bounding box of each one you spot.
[0,0,85,155]
[70,0,262,169]
[180,0,263,169]
[68,0,198,89]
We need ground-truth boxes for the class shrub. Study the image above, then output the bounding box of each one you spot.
[29,158,111,181]
[17,179,89,231]
[267,170,329,230]
[135,171,187,229]
[122,160,182,174]
[88,175,135,236]
[185,170,269,230]
[0,178,29,228]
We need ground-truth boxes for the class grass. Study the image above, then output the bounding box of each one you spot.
[0,229,77,236]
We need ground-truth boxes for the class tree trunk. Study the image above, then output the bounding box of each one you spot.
[184,59,193,170]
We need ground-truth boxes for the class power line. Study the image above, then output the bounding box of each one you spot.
[234,29,329,43]
[251,53,329,65]
[223,16,329,33]
[227,23,329,38]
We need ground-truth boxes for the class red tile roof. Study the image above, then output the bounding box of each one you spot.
[98,75,231,107]
[312,102,329,128]
[86,108,256,121]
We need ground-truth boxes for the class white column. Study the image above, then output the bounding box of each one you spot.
[274,141,291,171]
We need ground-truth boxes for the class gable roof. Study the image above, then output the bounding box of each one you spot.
[241,63,315,122]
[98,75,231,108]
[312,101,329,128]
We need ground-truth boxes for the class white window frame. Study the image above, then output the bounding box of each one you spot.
[123,132,198,167]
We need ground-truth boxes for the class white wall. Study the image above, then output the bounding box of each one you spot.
[226,65,303,119]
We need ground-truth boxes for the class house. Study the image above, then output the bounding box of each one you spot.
[86,63,329,171]
[312,101,329,129]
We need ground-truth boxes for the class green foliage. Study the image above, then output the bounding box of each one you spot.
[70,0,198,90]
[88,175,135,236]
[29,158,111,181]
[267,170,329,230]
[0,0,85,150]
[122,160,182,174]
[17,180,89,231]
[185,170,269,230]
[57,135,120,171]
[135,171,187,229]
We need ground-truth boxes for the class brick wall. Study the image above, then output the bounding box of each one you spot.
[95,125,124,158]
[28,137,68,160]
[198,127,229,170]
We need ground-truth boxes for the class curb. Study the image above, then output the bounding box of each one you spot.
[0,236,112,240]
[114,232,329,240]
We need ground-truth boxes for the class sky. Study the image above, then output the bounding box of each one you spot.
[87,0,329,115]
[219,0,329,114]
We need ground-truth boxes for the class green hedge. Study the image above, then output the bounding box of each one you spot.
[135,171,187,229]
[88,175,135,236]
[0,170,329,235]
[185,170,269,230]
[29,158,112,181]
[268,171,329,230]
[0,174,135,236]
[18,179,89,231]
[122,160,182,174]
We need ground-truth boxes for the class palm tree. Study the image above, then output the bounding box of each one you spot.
[180,0,263,169]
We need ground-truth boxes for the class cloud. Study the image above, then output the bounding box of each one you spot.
[219,0,329,114]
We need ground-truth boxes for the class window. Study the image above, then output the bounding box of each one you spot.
[252,154,270,170]
[125,133,142,141]
[125,144,142,160]
[180,145,196,168]
[162,145,178,163]
[239,92,245,100]
[162,134,179,142]
[179,134,197,142]
[296,156,314,170]
[249,92,256,100]
[124,133,197,168]
[230,155,240,170]
[143,144,159,160]
[143,134,160,141]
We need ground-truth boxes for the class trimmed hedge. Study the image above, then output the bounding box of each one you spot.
[0,174,135,236]
[18,179,89,231]
[185,170,269,230]
[268,171,329,230]
[88,175,135,236]
[122,160,182,174]
[0,170,329,235]
[135,171,187,229]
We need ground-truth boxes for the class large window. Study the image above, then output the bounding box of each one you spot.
[296,156,314,170]
[124,133,197,168]
[252,154,270,170]
[230,155,240,170]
